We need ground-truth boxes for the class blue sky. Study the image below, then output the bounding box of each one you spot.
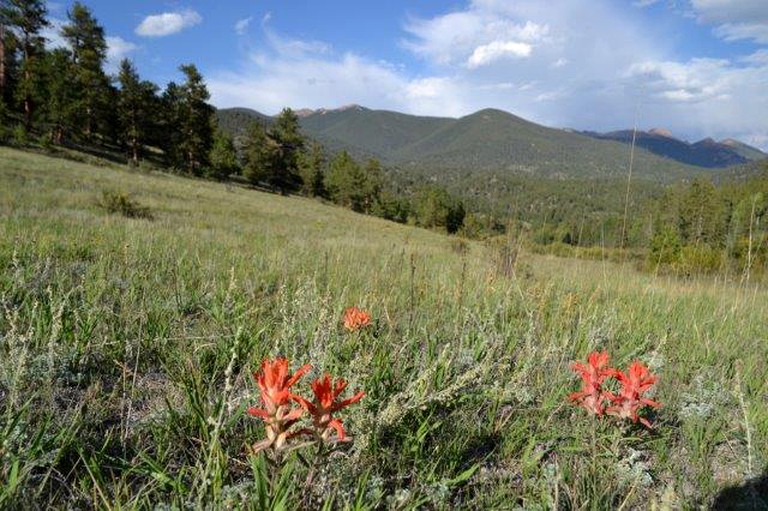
[45,1,768,150]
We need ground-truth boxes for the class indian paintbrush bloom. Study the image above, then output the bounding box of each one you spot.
[569,352,660,428]
[294,373,365,442]
[568,351,616,416]
[606,360,661,428]
[248,357,311,452]
[342,306,372,332]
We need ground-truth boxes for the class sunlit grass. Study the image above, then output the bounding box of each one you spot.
[1,146,766,509]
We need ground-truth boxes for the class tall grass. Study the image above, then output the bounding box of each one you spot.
[1,146,766,509]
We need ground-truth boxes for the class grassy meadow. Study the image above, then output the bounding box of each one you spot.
[1,146,767,509]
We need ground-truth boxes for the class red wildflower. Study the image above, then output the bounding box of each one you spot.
[342,307,372,332]
[606,360,661,428]
[248,357,311,451]
[294,373,365,442]
[568,351,616,416]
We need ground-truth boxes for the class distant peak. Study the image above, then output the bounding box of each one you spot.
[336,103,364,112]
[294,108,316,118]
[300,104,366,116]
[648,127,674,138]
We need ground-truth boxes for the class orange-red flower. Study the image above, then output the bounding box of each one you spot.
[342,307,372,332]
[606,360,661,428]
[568,351,616,416]
[248,357,311,451]
[294,373,365,442]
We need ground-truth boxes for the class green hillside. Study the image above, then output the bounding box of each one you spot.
[296,107,704,181]
[298,105,454,157]
[218,106,705,182]
[2,146,767,508]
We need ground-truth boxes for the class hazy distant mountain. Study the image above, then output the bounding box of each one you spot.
[580,128,766,168]
[216,105,752,181]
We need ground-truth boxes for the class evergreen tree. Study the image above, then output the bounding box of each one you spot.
[242,120,278,186]
[676,178,725,246]
[62,1,109,139]
[268,107,304,193]
[361,158,383,213]
[325,150,368,212]
[117,59,158,166]
[0,0,48,129]
[209,128,239,180]
[175,64,213,175]
[298,141,327,198]
[42,47,76,144]
[413,186,466,234]
[158,81,182,165]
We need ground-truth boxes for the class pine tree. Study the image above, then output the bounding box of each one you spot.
[175,64,214,175]
[243,120,278,186]
[42,47,76,144]
[159,81,182,166]
[117,59,158,166]
[298,141,327,198]
[269,107,304,193]
[325,150,367,212]
[62,1,109,139]
[0,0,48,130]
[209,128,239,180]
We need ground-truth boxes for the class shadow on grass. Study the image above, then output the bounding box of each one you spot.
[711,470,768,510]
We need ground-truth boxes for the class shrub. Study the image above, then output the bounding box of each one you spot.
[99,190,153,220]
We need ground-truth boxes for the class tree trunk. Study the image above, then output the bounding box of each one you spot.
[131,136,139,166]
[0,25,6,92]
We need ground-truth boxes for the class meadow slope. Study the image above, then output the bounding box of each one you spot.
[1,147,767,509]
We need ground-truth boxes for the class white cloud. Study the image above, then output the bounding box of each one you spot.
[105,36,139,73]
[627,58,732,103]
[135,10,202,38]
[403,12,548,67]
[106,36,139,63]
[714,23,768,44]
[690,0,768,24]
[467,41,532,68]
[690,0,768,44]
[235,17,253,36]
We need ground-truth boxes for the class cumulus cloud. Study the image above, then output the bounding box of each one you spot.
[135,10,202,37]
[467,41,532,68]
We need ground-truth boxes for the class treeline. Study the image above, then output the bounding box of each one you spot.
[520,169,768,277]
[0,1,476,235]
[644,173,768,276]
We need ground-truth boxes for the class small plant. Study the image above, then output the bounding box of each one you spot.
[569,351,661,428]
[248,357,365,500]
[99,190,153,220]
[342,306,372,332]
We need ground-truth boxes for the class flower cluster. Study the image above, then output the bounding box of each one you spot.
[569,351,661,428]
[248,357,365,454]
[342,306,372,332]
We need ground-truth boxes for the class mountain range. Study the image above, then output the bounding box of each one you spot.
[217,105,766,182]
[579,128,765,168]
